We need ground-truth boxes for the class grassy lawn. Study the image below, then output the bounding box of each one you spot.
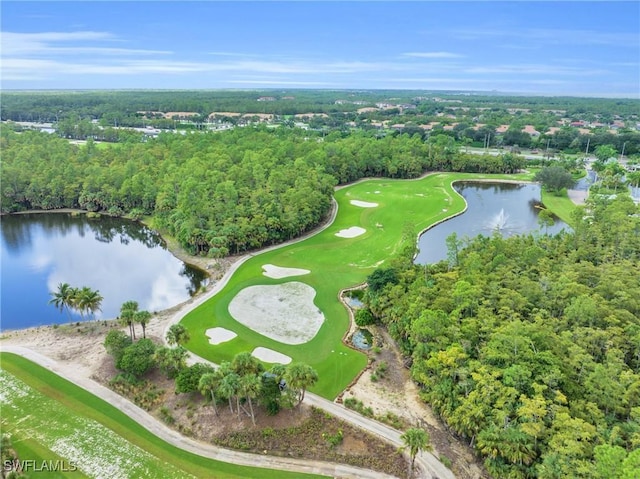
[0,352,324,479]
[540,189,579,225]
[1,429,89,478]
[182,172,533,399]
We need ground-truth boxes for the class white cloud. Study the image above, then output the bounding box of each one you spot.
[465,64,609,76]
[226,80,335,86]
[1,31,170,56]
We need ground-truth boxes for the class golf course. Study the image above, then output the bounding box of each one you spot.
[181,172,536,399]
[0,352,325,479]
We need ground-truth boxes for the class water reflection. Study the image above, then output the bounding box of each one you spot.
[414,182,569,264]
[1,214,207,330]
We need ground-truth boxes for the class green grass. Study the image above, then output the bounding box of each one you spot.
[540,189,579,226]
[0,429,89,478]
[182,172,533,399]
[0,352,324,479]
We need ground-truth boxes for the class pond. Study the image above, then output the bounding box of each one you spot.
[0,213,208,331]
[414,182,570,264]
[351,328,373,351]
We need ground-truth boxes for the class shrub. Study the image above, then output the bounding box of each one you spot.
[159,406,175,425]
[118,338,156,378]
[355,308,376,327]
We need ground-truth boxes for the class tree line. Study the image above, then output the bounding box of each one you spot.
[359,195,640,478]
[1,126,523,256]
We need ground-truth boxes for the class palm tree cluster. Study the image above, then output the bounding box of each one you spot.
[119,300,153,340]
[49,282,103,321]
[194,351,318,426]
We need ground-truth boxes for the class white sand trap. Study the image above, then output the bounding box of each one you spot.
[252,347,292,364]
[228,281,324,345]
[350,200,378,208]
[206,327,237,345]
[335,226,366,238]
[262,264,310,279]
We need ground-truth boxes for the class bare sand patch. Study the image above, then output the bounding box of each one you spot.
[205,327,237,345]
[335,227,366,238]
[228,282,324,345]
[350,200,378,208]
[262,264,310,279]
[252,347,291,364]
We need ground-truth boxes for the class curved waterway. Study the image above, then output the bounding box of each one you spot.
[414,182,569,264]
[0,213,208,331]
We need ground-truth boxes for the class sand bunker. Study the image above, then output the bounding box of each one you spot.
[205,327,237,345]
[350,200,378,208]
[262,264,310,279]
[228,282,324,345]
[252,347,292,365]
[335,227,366,238]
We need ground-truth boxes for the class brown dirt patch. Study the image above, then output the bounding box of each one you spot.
[101,365,407,477]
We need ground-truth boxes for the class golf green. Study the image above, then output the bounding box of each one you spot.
[182,173,538,399]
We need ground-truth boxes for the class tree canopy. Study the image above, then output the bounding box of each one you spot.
[2,126,527,256]
[364,195,640,478]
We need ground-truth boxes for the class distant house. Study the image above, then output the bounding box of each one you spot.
[495,125,509,134]
[165,112,200,120]
[257,96,276,102]
[241,113,274,123]
[546,127,562,135]
[522,125,540,137]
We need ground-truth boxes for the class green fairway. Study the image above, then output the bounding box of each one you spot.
[182,172,525,399]
[0,353,324,479]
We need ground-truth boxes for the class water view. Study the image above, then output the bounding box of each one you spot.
[0,213,208,331]
[415,182,569,264]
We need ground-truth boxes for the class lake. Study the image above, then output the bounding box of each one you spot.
[0,213,208,331]
[414,182,570,264]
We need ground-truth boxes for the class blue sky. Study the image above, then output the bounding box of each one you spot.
[2,1,639,97]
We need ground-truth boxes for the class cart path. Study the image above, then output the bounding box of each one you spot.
[0,345,397,479]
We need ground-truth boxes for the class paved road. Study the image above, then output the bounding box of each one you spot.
[0,345,398,479]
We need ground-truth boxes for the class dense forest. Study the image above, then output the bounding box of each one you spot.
[0,126,523,256]
[3,90,640,122]
[361,196,640,478]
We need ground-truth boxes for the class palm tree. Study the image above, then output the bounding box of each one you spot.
[119,300,139,340]
[198,372,220,416]
[232,351,263,377]
[284,363,318,406]
[49,282,75,322]
[401,427,430,479]
[77,287,103,320]
[135,310,152,339]
[166,323,190,346]
[218,370,240,416]
[154,346,188,379]
[239,374,262,425]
